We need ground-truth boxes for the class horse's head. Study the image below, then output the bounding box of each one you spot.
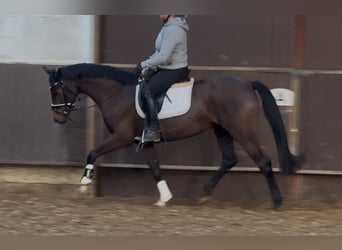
[43,66,79,124]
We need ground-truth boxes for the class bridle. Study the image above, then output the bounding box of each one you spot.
[48,76,120,119]
[49,80,78,117]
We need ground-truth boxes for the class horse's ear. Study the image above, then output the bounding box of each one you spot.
[42,66,55,75]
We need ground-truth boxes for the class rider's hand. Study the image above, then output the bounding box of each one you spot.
[133,63,143,75]
[141,67,149,76]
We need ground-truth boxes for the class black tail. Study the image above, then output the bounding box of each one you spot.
[251,80,300,175]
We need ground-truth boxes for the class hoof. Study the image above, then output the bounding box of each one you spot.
[272,198,283,210]
[79,185,88,193]
[197,196,211,205]
[81,176,92,185]
[155,199,166,207]
[272,203,282,210]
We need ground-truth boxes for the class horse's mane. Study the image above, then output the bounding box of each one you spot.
[57,63,138,85]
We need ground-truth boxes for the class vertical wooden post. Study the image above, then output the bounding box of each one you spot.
[288,15,307,201]
[85,16,101,196]
[86,15,101,155]
[289,15,306,156]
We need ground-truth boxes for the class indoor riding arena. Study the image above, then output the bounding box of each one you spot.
[1,15,342,236]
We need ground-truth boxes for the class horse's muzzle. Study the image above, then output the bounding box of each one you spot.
[54,117,67,124]
[52,109,69,124]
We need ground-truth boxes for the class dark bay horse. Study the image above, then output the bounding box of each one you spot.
[44,63,301,209]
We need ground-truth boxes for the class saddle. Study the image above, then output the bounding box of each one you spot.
[135,77,195,119]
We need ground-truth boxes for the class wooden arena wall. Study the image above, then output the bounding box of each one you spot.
[0,15,342,174]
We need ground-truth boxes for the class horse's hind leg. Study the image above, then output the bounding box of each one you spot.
[141,143,172,206]
[240,141,282,209]
[199,125,238,204]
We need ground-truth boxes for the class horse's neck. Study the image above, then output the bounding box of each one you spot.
[75,78,123,106]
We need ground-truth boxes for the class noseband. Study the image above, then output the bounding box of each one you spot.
[49,80,77,116]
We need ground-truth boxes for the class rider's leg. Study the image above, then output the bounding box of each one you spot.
[138,67,189,143]
[140,85,161,142]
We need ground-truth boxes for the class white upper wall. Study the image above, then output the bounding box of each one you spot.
[0,15,96,64]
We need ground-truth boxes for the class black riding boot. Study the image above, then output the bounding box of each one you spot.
[138,87,161,143]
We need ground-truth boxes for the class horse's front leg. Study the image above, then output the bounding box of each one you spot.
[81,134,133,185]
[141,143,173,206]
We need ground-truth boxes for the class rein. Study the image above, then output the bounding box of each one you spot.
[71,88,119,112]
[77,89,121,110]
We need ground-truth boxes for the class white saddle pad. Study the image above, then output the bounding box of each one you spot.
[135,78,194,119]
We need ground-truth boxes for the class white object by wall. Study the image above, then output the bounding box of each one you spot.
[271,88,295,106]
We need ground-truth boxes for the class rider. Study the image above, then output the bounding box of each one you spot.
[134,15,190,143]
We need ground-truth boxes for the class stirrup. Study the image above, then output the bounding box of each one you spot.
[135,129,161,143]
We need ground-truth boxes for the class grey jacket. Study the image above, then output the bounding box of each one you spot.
[141,17,189,70]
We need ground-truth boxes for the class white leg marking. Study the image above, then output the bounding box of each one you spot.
[85,164,94,170]
[80,164,94,185]
[81,176,92,185]
[155,180,173,206]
